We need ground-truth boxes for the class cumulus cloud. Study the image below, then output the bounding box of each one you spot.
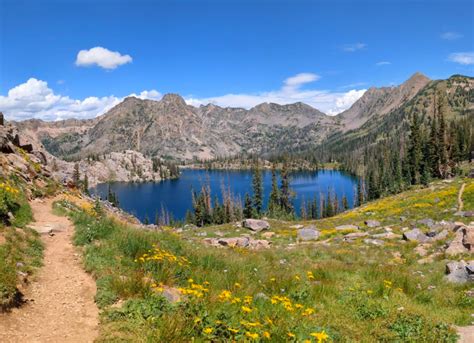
[448,52,474,65]
[0,78,160,121]
[185,73,366,115]
[75,46,132,70]
[342,43,367,52]
[441,32,463,40]
[1,74,366,121]
[376,61,391,66]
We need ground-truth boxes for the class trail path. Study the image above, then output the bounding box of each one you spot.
[458,182,466,211]
[0,197,98,343]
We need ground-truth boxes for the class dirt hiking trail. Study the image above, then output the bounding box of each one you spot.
[0,196,98,343]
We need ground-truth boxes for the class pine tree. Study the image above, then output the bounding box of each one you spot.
[342,194,349,210]
[408,113,423,185]
[73,163,80,186]
[279,162,294,215]
[83,174,90,195]
[268,165,280,216]
[243,193,253,219]
[251,160,263,216]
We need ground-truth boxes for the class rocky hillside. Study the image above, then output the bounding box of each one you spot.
[1,113,177,188]
[12,73,473,163]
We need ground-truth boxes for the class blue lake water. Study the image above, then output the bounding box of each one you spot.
[92,169,359,222]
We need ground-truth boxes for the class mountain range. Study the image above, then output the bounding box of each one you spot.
[13,72,473,162]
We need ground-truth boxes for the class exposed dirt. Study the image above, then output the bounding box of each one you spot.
[0,197,98,343]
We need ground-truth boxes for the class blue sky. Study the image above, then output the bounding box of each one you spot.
[0,0,473,120]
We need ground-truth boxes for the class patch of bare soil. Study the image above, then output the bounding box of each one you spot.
[0,197,98,343]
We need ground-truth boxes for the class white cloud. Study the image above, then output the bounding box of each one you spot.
[441,32,463,40]
[75,46,132,70]
[376,61,391,66]
[185,73,366,115]
[448,52,474,65]
[1,74,366,121]
[342,43,367,52]
[0,78,159,121]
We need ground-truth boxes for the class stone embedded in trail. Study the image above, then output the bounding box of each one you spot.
[335,224,359,231]
[218,237,250,247]
[365,220,381,228]
[242,219,270,232]
[297,226,320,241]
[403,228,429,243]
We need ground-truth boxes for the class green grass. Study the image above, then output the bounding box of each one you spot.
[60,178,474,342]
[0,206,42,311]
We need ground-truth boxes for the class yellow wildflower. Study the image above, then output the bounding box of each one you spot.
[203,327,213,335]
[311,331,329,342]
[194,317,201,324]
[241,306,253,313]
[234,282,241,288]
[263,331,271,339]
[228,328,239,334]
[245,332,259,340]
[287,332,296,338]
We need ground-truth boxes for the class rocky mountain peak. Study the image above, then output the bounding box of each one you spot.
[161,93,187,106]
[404,72,430,88]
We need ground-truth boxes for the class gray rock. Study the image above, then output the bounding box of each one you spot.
[462,226,474,251]
[446,230,469,256]
[403,228,429,243]
[242,219,270,232]
[365,220,381,228]
[218,237,250,247]
[445,261,471,283]
[297,226,320,241]
[335,224,359,231]
[429,229,448,242]
[417,218,435,228]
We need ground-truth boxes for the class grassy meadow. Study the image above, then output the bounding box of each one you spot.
[56,177,473,342]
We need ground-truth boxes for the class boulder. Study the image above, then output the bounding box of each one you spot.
[462,226,474,251]
[365,220,381,228]
[242,219,270,232]
[289,224,304,229]
[248,239,271,249]
[428,229,448,242]
[218,237,250,247]
[335,224,359,231]
[403,228,429,243]
[445,261,472,284]
[446,230,469,256]
[297,226,320,241]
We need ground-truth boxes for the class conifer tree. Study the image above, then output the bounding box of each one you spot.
[268,165,280,216]
[251,160,263,216]
[279,162,294,215]
[408,113,423,185]
[243,193,253,219]
[73,163,80,186]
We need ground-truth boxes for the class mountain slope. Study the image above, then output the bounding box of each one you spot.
[14,73,473,163]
